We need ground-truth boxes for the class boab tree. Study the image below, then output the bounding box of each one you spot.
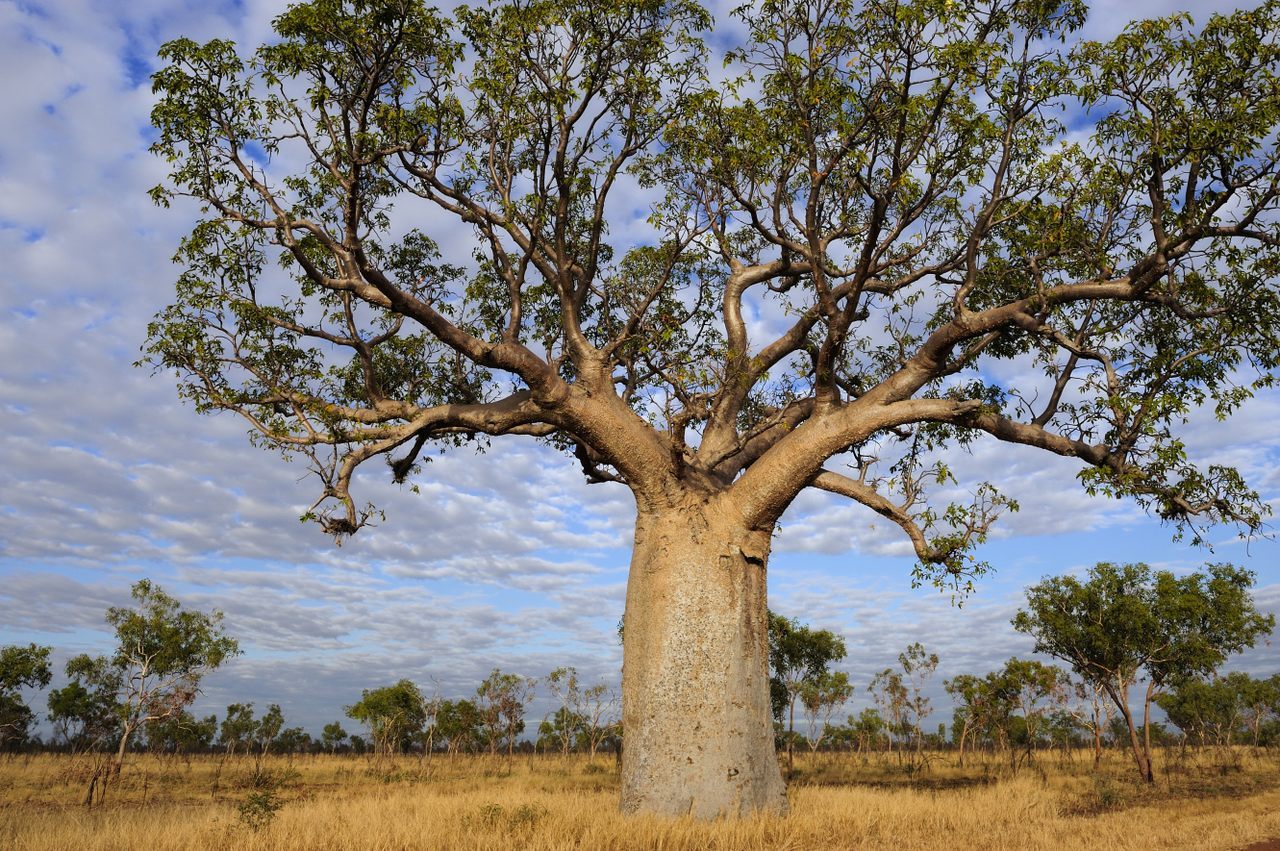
[147,0,1280,818]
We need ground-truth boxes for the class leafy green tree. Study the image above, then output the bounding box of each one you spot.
[48,655,123,753]
[1063,677,1112,768]
[146,710,218,755]
[255,703,286,755]
[321,721,348,753]
[799,670,854,752]
[0,644,51,750]
[945,673,1001,767]
[435,698,482,757]
[346,680,427,756]
[994,658,1071,769]
[1013,562,1274,782]
[1158,672,1280,749]
[852,708,886,755]
[537,707,588,754]
[220,702,257,755]
[769,612,847,771]
[543,667,584,756]
[148,0,1280,817]
[1240,674,1280,747]
[103,580,239,774]
[475,669,535,760]
[577,682,621,761]
[1157,675,1243,748]
[871,643,939,763]
[273,726,313,754]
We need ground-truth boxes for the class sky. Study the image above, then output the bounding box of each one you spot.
[0,0,1277,740]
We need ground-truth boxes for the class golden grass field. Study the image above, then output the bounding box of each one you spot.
[2,749,1278,850]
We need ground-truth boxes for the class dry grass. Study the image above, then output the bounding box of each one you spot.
[2,749,1278,850]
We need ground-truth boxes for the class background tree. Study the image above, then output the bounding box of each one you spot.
[871,643,939,764]
[0,644,52,750]
[321,721,349,754]
[537,707,587,754]
[1063,677,1112,768]
[1240,674,1280,748]
[849,708,886,757]
[769,612,847,772]
[253,703,286,756]
[945,673,997,767]
[146,710,218,755]
[475,669,535,762]
[435,698,482,758]
[1013,562,1274,782]
[800,670,854,753]
[1157,672,1280,751]
[48,655,123,753]
[543,667,584,756]
[104,580,239,775]
[994,658,1071,770]
[220,702,257,755]
[1157,676,1243,749]
[869,668,909,756]
[273,726,314,754]
[577,683,621,761]
[147,0,1280,817]
[346,680,427,757]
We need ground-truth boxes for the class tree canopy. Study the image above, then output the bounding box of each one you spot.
[148,0,1280,577]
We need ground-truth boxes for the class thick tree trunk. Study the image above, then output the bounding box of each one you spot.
[620,502,788,819]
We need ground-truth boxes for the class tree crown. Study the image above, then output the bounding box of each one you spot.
[148,0,1280,588]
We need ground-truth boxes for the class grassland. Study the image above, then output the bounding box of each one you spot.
[2,748,1278,850]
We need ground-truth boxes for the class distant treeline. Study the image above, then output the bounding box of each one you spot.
[2,563,1276,789]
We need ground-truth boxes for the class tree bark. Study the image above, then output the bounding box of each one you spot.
[620,500,789,819]
[1109,684,1152,783]
[1141,682,1155,783]
[112,720,134,776]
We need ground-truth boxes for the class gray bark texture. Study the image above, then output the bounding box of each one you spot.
[620,501,788,818]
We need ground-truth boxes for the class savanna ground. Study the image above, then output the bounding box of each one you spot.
[2,748,1278,850]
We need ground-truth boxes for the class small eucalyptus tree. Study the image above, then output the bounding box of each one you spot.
[220,702,257,755]
[0,644,51,750]
[48,655,123,753]
[104,580,239,775]
[543,667,583,756]
[321,721,349,753]
[148,0,1280,816]
[475,669,535,760]
[1014,562,1274,782]
[800,670,854,752]
[346,679,427,756]
[769,612,847,771]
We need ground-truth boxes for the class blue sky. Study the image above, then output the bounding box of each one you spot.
[0,0,1276,738]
